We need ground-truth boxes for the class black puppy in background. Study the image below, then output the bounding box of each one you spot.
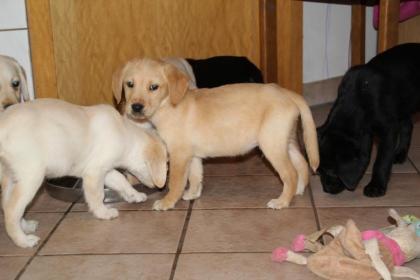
[186,56,263,87]
[318,43,420,197]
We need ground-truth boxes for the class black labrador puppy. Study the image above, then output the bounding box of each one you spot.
[318,43,420,197]
[186,56,263,87]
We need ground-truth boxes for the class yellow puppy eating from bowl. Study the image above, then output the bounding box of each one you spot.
[0,99,167,247]
[113,58,319,211]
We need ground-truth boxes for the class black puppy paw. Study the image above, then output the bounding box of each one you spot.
[393,150,408,164]
[363,182,387,197]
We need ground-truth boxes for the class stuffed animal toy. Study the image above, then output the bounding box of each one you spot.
[272,209,420,280]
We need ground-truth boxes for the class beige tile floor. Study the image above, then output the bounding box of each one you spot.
[1,104,420,280]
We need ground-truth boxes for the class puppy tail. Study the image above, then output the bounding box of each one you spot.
[285,91,319,172]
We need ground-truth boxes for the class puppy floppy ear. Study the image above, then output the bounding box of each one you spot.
[145,134,168,188]
[337,133,372,190]
[336,160,366,190]
[388,209,408,228]
[163,63,189,105]
[17,65,29,101]
[112,65,126,111]
[7,57,30,102]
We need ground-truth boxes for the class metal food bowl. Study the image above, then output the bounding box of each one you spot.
[45,176,160,204]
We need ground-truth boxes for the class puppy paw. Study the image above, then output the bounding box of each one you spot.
[295,185,305,196]
[15,234,40,248]
[393,150,408,164]
[21,219,39,234]
[182,188,202,201]
[363,182,386,197]
[267,198,290,210]
[93,207,119,220]
[123,191,147,203]
[153,199,175,211]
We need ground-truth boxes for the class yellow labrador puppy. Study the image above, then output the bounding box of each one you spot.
[0,99,167,248]
[0,55,30,110]
[113,58,319,211]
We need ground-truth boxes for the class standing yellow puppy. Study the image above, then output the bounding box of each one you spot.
[113,58,319,211]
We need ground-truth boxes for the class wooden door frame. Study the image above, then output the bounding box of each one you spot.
[26,0,58,99]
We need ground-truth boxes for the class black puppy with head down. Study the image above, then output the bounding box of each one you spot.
[318,43,420,197]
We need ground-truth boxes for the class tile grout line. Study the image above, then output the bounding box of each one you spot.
[308,182,322,230]
[34,251,271,257]
[407,157,420,174]
[204,174,277,177]
[168,251,275,255]
[168,200,194,280]
[180,207,313,211]
[34,252,177,257]
[15,202,76,280]
[12,251,277,257]
[69,208,189,213]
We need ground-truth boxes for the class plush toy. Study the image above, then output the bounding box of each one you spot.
[272,209,420,280]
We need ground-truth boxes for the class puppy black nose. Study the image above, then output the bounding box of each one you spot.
[131,103,144,113]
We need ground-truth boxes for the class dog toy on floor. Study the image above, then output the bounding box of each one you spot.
[272,209,420,280]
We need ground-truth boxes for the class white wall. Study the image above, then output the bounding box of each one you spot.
[365,6,378,64]
[0,0,34,99]
[303,2,378,83]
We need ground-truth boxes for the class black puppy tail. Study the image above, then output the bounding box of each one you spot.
[285,90,320,172]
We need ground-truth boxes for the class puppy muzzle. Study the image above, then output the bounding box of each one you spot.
[128,103,149,121]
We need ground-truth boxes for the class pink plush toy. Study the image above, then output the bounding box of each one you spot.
[273,209,420,280]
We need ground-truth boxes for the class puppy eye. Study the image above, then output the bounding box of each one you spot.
[11,80,20,88]
[149,84,159,91]
[126,81,134,88]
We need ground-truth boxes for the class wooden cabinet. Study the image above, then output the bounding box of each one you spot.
[399,15,420,44]
[27,0,280,105]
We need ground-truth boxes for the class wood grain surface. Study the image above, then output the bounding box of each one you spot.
[45,0,260,105]
[276,0,302,94]
[26,0,58,99]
